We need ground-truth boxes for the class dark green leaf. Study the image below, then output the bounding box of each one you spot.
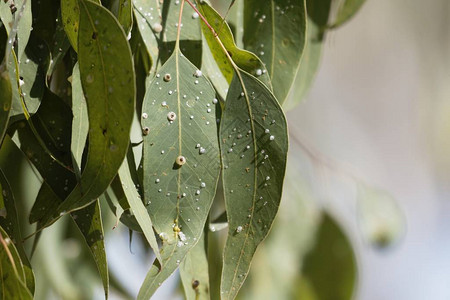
[301,213,357,300]
[118,0,133,34]
[0,226,33,299]
[243,0,306,105]
[197,1,272,89]
[0,166,34,293]
[0,68,12,142]
[306,0,331,28]
[61,0,81,51]
[71,200,109,299]
[219,70,288,300]
[138,49,220,298]
[44,0,135,222]
[180,231,210,300]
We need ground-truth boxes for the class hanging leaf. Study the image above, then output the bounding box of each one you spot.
[70,63,88,171]
[196,1,272,90]
[283,17,324,110]
[133,0,203,74]
[42,0,135,223]
[7,35,50,120]
[331,0,366,28]
[0,226,33,300]
[180,231,210,300]
[117,0,133,35]
[0,68,12,142]
[138,48,220,298]
[243,0,307,105]
[71,200,109,299]
[300,213,357,300]
[0,0,32,60]
[0,166,34,293]
[219,69,288,299]
[61,0,80,51]
[118,153,161,263]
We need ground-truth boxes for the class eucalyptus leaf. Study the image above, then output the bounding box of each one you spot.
[0,68,12,142]
[7,35,50,120]
[44,0,135,222]
[71,200,109,299]
[331,0,366,28]
[70,63,88,171]
[196,1,272,90]
[301,213,357,300]
[283,17,324,110]
[0,0,32,61]
[0,226,33,300]
[180,231,210,300]
[243,0,306,105]
[61,0,80,51]
[0,167,34,293]
[118,0,133,34]
[138,49,220,298]
[118,154,161,263]
[219,70,288,299]
[133,0,203,73]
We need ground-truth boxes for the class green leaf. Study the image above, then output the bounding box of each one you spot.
[70,63,88,171]
[61,0,80,51]
[71,200,109,299]
[301,213,357,300]
[0,0,32,60]
[118,154,161,263]
[7,35,50,120]
[0,68,12,142]
[243,0,307,105]
[331,0,366,28]
[283,17,324,110]
[0,167,34,293]
[117,0,133,34]
[138,50,220,298]
[306,0,331,29]
[180,231,210,300]
[197,1,272,90]
[133,0,203,73]
[44,0,135,222]
[219,70,288,300]
[0,226,33,300]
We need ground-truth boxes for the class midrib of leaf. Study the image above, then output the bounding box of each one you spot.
[79,0,110,194]
[227,68,259,293]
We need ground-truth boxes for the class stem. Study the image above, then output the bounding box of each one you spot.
[174,0,185,50]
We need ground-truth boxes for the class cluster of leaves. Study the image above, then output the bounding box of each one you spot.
[0,0,369,299]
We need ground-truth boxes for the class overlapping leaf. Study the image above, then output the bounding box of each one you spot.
[139,49,220,298]
[300,213,357,299]
[0,226,33,299]
[0,166,34,293]
[180,231,210,300]
[133,0,202,74]
[43,0,135,222]
[243,0,306,104]
[70,63,88,171]
[331,0,367,28]
[219,69,288,299]
[196,1,272,90]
